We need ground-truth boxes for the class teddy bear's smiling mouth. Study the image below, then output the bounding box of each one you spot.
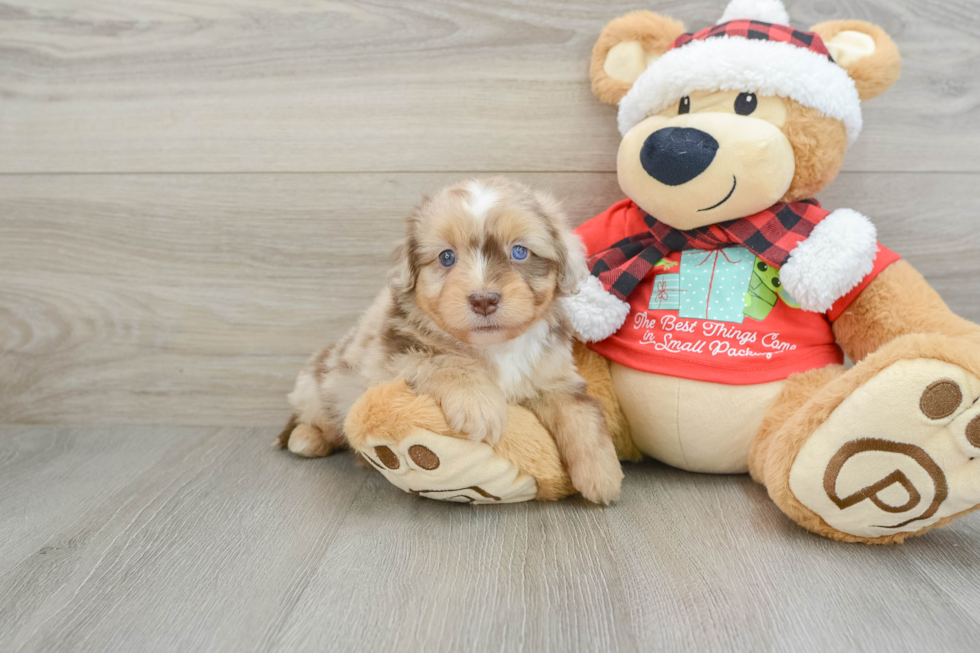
[697,175,737,212]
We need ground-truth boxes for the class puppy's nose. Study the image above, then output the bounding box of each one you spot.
[640,127,718,186]
[468,292,500,316]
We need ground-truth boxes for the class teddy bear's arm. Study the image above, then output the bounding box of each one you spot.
[779,209,879,313]
[561,200,650,342]
[573,198,652,254]
[832,259,980,362]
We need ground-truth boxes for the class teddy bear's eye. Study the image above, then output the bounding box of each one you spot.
[735,92,757,116]
[678,96,691,115]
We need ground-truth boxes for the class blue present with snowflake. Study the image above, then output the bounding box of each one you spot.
[678,247,755,324]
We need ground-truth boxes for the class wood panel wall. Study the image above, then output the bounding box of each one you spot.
[3,0,979,425]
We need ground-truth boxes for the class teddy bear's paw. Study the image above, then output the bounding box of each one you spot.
[789,359,980,539]
[354,428,538,504]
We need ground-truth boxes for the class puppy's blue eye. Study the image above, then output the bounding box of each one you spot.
[439,250,456,267]
[511,245,528,261]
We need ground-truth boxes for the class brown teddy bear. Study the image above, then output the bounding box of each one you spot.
[342,0,980,544]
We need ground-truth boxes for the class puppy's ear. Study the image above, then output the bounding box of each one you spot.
[535,191,589,296]
[591,11,686,105]
[811,20,901,100]
[388,240,418,293]
[389,202,427,293]
[558,231,590,296]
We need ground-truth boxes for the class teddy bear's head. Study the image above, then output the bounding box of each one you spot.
[590,0,901,230]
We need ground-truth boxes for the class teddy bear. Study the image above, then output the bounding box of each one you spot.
[340,0,980,544]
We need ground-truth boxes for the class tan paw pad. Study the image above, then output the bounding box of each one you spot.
[790,359,980,538]
[355,429,537,504]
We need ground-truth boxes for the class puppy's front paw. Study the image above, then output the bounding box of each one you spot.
[570,449,624,505]
[277,422,347,458]
[440,385,508,446]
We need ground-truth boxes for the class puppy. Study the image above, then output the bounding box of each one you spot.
[277,177,623,504]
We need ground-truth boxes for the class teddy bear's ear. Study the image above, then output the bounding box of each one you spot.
[590,11,686,105]
[811,20,901,101]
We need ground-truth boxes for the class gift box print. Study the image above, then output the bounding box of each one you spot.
[648,274,685,311]
[743,257,802,321]
[678,247,755,323]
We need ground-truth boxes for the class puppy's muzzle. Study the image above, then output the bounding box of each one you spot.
[468,292,501,316]
[640,127,718,186]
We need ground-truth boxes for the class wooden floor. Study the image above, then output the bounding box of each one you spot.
[3,426,980,652]
[3,1,980,651]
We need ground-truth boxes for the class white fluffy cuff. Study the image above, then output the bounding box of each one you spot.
[560,275,631,342]
[780,208,878,313]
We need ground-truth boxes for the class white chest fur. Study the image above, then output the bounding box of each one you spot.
[481,320,552,400]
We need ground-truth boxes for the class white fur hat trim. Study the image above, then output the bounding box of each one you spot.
[618,36,863,145]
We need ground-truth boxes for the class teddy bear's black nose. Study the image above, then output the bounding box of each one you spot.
[640,127,719,186]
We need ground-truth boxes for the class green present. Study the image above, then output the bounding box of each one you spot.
[743,257,802,322]
[744,264,779,321]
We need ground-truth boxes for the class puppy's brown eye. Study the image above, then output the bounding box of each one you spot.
[678,96,691,115]
[439,250,456,267]
[735,92,757,116]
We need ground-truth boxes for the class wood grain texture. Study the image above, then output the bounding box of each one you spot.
[2,172,979,426]
[2,425,979,653]
[3,2,980,651]
[0,0,978,173]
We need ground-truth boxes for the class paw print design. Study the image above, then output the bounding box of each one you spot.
[355,428,538,504]
[790,359,980,538]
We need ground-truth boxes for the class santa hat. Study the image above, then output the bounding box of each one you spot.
[617,0,863,144]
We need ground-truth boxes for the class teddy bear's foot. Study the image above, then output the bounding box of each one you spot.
[357,429,538,504]
[781,343,980,542]
[344,380,573,504]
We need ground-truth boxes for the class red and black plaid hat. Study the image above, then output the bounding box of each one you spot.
[617,0,863,144]
[672,20,833,60]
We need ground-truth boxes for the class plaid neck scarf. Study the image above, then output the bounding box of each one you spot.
[588,200,829,301]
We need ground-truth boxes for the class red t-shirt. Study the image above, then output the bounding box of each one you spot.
[575,199,900,385]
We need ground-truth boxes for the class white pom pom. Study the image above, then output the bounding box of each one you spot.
[559,275,631,342]
[780,209,878,313]
[718,0,791,25]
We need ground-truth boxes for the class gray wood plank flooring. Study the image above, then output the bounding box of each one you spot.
[3,0,980,650]
[2,426,980,653]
